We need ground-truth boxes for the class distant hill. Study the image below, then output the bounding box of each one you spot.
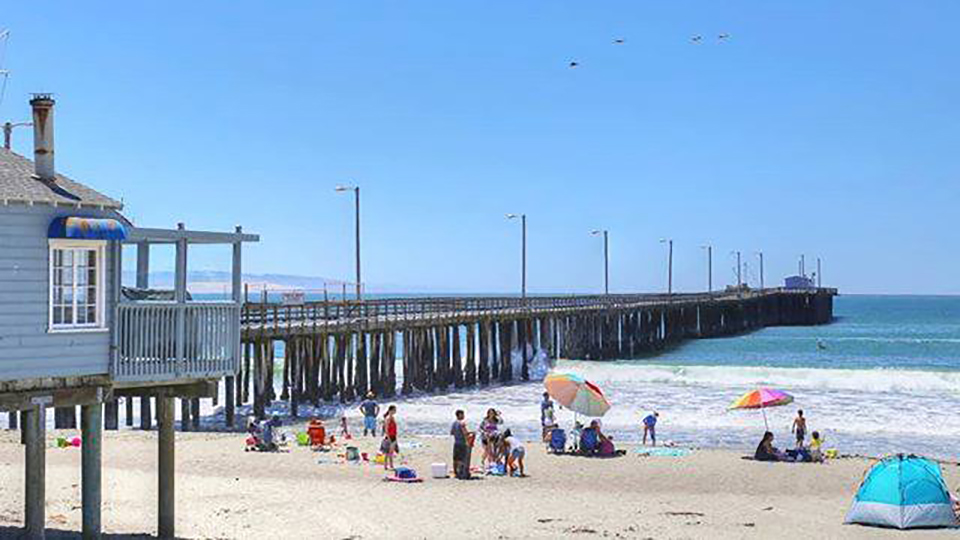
[122,270,353,294]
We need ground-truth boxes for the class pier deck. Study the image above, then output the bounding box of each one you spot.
[223,288,836,422]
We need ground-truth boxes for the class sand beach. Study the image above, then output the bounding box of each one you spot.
[1,427,957,539]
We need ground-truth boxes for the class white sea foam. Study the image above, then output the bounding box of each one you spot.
[553,361,960,394]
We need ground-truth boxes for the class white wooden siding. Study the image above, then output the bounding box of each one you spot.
[0,204,119,382]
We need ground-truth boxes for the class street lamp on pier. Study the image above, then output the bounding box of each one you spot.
[506,213,527,302]
[335,184,362,300]
[590,230,609,295]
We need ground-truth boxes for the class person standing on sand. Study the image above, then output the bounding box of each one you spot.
[382,405,398,471]
[451,410,471,479]
[792,409,807,449]
[540,392,553,425]
[359,391,380,437]
[642,412,659,446]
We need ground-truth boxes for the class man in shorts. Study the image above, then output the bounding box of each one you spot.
[450,410,471,479]
[792,409,807,449]
[359,391,380,437]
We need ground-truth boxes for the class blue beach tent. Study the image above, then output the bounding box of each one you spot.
[845,454,958,529]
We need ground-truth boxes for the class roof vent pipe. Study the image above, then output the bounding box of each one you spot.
[29,93,55,181]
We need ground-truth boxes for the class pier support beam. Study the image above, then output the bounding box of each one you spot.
[158,396,176,539]
[81,403,102,540]
[24,404,46,540]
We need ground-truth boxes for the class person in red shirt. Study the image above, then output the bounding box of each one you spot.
[382,405,398,471]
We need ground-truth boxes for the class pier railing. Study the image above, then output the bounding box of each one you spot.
[114,302,241,383]
[240,288,833,329]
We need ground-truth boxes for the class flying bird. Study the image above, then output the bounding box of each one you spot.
[690,35,703,43]
[718,33,730,40]
[569,61,579,68]
[613,38,625,45]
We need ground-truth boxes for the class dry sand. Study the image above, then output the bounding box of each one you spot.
[0,428,957,539]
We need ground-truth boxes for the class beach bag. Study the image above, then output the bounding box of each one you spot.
[345,446,360,461]
[396,467,417,480]
[380,437,392,454]
[549,429,567,453]
[599,440,615,456]
[296,432,310,446]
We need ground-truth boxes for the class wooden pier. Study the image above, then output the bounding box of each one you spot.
[219,288,835,423]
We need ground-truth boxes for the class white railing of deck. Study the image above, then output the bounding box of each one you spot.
[114,302,241,383]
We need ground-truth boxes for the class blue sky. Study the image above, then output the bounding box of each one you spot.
[1,2,957,294]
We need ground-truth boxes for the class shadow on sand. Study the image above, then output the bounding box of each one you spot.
[0,526,185,539]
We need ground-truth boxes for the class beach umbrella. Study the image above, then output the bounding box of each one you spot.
[544,372,611,417]
[729,388,793,430]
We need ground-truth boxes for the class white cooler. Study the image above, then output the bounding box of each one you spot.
[431,463,448,478]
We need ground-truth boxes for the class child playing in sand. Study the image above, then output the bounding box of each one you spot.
[642,411,659,446]
[809,431,824,462]
[502,429,525,477]
[339,410,352,440]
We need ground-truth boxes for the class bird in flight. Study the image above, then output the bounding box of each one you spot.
[691,35,703,43]
[718,33,730,40]
[569,61,579,68]
[613,38,625,45]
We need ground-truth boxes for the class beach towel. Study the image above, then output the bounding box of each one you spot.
[385,475,423,483]
[636,448,692,458]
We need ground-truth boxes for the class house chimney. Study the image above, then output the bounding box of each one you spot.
[29,94,55,181]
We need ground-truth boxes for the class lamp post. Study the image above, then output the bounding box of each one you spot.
[701,245,712,293]
[660,238,673,295]
[817,257,822,288]
[506,213,527,302]
[732,250,742,290]
[335,184,361,300]
[756,251,764,290]
[591,230,609,295]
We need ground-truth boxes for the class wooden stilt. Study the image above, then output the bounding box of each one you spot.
[104,401,118,431]
[158,397,175,539]
[140,396,152,431]
[81,403,102,540]
[24,405,45,540]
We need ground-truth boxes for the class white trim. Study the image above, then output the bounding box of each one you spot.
[47,239,107,333]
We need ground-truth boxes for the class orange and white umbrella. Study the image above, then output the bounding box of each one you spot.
[544,372,611,417]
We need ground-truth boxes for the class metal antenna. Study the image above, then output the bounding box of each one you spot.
[0,30,9,110]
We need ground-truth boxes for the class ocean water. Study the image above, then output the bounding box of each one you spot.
[393,295,960,460]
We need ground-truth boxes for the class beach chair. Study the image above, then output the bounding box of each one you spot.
[307,421,327,447]
[580,428,599,455]
[549,428,567,454]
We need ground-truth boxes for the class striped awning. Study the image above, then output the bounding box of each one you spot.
[48,216,128,240]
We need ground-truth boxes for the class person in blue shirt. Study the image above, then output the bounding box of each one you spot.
[642,411,659,446]
[359,391,380,437]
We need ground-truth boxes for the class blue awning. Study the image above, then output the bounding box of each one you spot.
[48,217,128,240]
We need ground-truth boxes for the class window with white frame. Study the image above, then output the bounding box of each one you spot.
[49,240,106,330]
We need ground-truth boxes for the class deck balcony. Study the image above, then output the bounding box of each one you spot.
[111,224,258,388]
[115,302,241,383]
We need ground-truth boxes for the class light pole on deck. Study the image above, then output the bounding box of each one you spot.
[756,251,764,290]
[732,250,742,291]
[701,245,712,293]
[660,238,673,295]
[817,257,822,288]
[506,213,527,303]
[335,184,361,301]
[591,229,609,295]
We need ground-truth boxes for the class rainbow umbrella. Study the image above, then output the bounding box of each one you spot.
[544,372,611,417]
[729,388,794,430]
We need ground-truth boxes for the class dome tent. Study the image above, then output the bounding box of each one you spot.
[845,454,958,529]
